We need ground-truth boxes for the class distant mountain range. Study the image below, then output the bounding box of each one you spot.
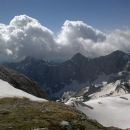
[4,50,130,98]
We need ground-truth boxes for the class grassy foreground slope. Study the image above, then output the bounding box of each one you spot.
[0,98,120,130]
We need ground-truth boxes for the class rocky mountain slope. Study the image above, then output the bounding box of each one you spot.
[0,65,46,98]
[0,97,120,130]
[4,50,130,98]
[0,79,47,102]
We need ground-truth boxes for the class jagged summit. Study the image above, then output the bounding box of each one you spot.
[109,50,125,55]
[106,50,127,58]
[70,52,89,62]
[72,52,86,59]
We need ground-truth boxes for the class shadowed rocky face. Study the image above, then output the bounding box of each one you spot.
[0,65,47,98]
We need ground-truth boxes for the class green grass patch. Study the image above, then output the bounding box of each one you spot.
[0,98,120,130]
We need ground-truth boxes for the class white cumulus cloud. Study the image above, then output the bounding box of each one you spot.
[0,15,130,62]
[0,15,56,62]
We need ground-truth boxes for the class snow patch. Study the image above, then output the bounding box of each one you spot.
[0,79,47,102]
[89,80,127,99]
[74,94,130,129]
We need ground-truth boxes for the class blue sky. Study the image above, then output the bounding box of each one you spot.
[0,0,130,62]
[0,0,130,31]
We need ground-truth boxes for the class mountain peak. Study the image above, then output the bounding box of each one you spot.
[71,52,87,61]
[105,50,130,61]
[109,50,126,57]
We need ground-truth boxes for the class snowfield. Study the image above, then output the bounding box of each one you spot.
[89,80,128,99]
[0,79,47,102]
[74,94,130,129]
